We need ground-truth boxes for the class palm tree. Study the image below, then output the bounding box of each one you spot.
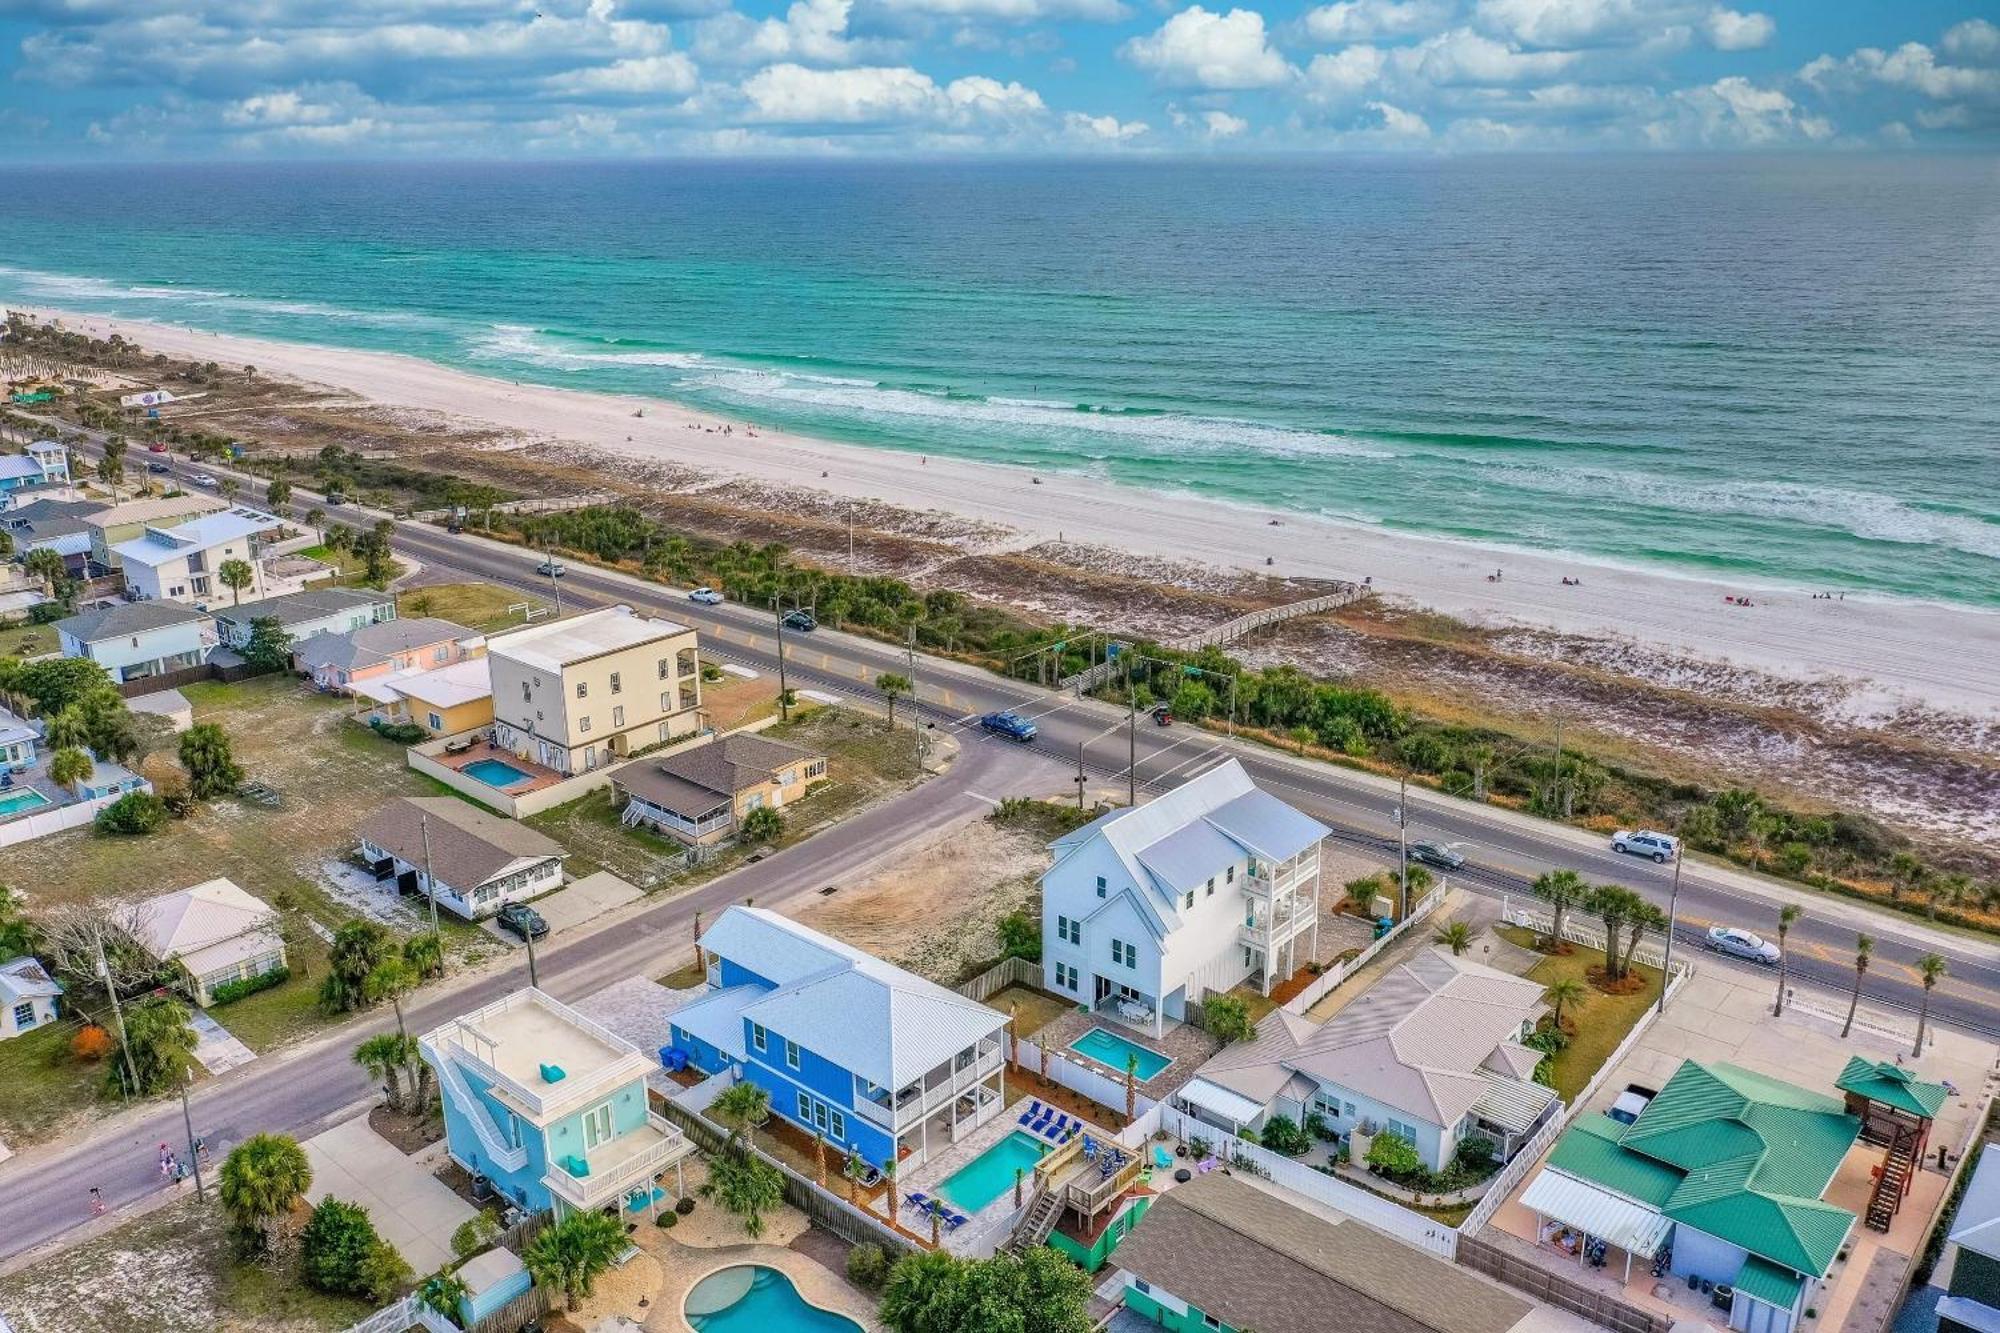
[1530,869,1588,950]
[1913,953,1947,1057]
[364,957,418,1038]
[418,1272,469,1323]
[1544,978,1587,1033]
[1928,872,1973,921]
[1841,933,1873,1039]
[1125,1052,1140,1125]
[355,1032,418,1113]
[1434,921,1474,956]
[875,672,912,725]
[218,1133,313,1253]
[1773,903,1802,1017]
[22,547,65,596]
[1624,901,1669,978]
[712,1080,771,1151]
[1888,851,1928,903]
[521,1208,627,1312]
[883,1158,899,1221]
[217,557,254,607]
[1585,885,1639,978]
[46,746,93,792]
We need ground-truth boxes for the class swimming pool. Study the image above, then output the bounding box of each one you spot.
[1069,1027,1173,1082]
[685,1264,861,1333]
[0,788,52,819]
[939,1131,1049,1213]
[462,757,535,788]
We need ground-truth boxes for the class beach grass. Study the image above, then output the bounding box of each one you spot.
[397,580,543,632]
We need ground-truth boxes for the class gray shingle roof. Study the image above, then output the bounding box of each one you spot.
[358,796,564,890]
[1114,1173,1529,1333]
[210,587,392,630]
[56,600,211,643]
[294,617,472,671]
[654,733,822,797]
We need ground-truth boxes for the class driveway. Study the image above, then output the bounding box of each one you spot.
[187,1010,257,1076]
[301,1118,474,1275]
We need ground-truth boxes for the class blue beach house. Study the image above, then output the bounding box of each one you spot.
[420,988,693,1217]
[669,907,1011,1173]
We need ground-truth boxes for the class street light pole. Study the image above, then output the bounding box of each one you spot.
[1076,741,1086,811]
[1397,769,1411,920]
[771,594,790,721]
[180,1075,206,1201]
[906,626,923,769]
[1658,843,1685,1016]
[1125,657,1137,807]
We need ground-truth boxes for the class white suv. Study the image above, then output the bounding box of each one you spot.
[1612,829,1679,863]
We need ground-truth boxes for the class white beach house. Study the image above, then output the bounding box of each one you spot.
[111,505,285,606]
[1039,759,1330,1038]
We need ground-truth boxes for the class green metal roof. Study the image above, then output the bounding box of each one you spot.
[1835,1057,1948,1119]
[1547,1062,1861,1279]
[1734,1255,1806,1310]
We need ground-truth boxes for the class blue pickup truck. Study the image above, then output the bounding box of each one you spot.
[978,711,1038,742]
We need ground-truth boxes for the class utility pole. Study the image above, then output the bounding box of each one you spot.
[94,927,140,1097]
[524,919,540,989]
[1125,656,1137,807]
[1658,840,1685,1016]
[419,813,442,945]
[847,504,855,576]
[906,626,923,768]
[179,1074,206,1201]
[771,594,791,721]
[1076,741,1086,811]
[1546,710,1564,816]
[544,541,564,616]
[1397,769,1411,920]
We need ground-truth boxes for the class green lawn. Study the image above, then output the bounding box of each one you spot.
[1,618,60,658]
[397,581,544,633]
[1498,925,1662,1103]
[0,1019,111,1147]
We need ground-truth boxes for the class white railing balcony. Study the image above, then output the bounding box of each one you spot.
[540,1111,691,1210]
[892,1043,1006,1129]
[1239,907,1313,950]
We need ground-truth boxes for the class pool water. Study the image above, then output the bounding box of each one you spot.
[685,1265,861,1333]
[939,1131,1049,1213]
[1069,1027,1173,1082]
[463,757,534,788]
[0,788,52,818]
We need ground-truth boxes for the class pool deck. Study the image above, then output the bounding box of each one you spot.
[431,740,565,794]
[1033,1006,1220,1102]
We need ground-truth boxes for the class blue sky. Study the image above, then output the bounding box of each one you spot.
[1,0,1995,157]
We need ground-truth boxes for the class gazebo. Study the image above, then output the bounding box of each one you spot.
[1835,1057,1948,1231]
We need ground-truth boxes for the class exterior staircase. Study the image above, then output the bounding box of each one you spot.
[425,1041,528,1174]
[1865,1125,1917,1232]
[1006,1186,1063,1255]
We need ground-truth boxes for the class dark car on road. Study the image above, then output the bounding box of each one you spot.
[147,461,171,474]
[495,902,548,941]
[1408,840,1465,871]
[781,609,817,632]
[978,711,1038,741]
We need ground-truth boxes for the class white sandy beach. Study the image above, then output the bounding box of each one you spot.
[27,307,2000,722]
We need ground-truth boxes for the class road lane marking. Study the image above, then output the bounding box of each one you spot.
[966,792,1001,806]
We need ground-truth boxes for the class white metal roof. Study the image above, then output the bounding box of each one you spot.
[1177,1077,1270,1128]
[1951,1145,2000,1262]
[670,983,765,1057]
[112,508,277,566]
[132,878,282,979]
[488,605,690,673]
[361,657,492,709]
[1519,1168,1674,1257]
[0,957,63,1003]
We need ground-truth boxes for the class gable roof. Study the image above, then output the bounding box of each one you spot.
[1950,1145,2000,1264]
[1113,1172,1530,1333]
[1548,1060,1861,1277]
[132,878,282,977]
[696,906,1007,1089]
[210,586,392,630]
[1198,948,1553,1132]
[359,796,565,889]
[1048,759,1329,932]
[56,600,212,643]
[294,617,475,672]
[0,956,63,1004]
[1835,1056,1948,1120]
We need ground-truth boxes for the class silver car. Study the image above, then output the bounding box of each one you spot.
[1706,926,1781,964]
[1613,829,1680,863]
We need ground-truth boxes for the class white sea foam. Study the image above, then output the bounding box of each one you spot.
[0,264,442,328]
[470,323,708,371]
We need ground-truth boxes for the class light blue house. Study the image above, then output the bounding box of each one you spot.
[669,907,1011,1173]
[420,988,693,1217]
[0,441,70,502]
[0,707,38,771]
[55,601,217,684]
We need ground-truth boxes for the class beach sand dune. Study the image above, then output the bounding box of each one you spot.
[28,306,2000,724]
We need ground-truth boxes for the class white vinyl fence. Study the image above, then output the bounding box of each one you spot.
[1010,1035,1159,1122]
[0,790,135,849]
[1280,884,1446,1016]
[344,1295,456,1333]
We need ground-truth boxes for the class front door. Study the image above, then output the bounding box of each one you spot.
[584,1102,613,1151]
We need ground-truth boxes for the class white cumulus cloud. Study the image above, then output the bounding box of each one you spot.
[1300,0,1448,44]
[1120,6,1294,90]
[1064,110,1149,139]
[740,62,1045,124]
[1702,7,1772,51]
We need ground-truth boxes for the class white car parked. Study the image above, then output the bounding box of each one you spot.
[1706,926,1781,964]
[1612,829,1680,863]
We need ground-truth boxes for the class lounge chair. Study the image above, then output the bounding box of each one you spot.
[905,1192,930,1213]
[947,1211,969,1230]
[1081,1136,1097,1160]
[1196,1156,1218,1174]
[1052,1113,1075,1135]
[1018,1099,1045,1126]
[1152,1145,1173,1170]
[1029,1114,1054,1137]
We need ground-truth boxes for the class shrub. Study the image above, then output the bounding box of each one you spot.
[451,1210,501,1260]
[1201,994,1254,1044]
[1258,1115,1312,1157]
[655,1210,678,1229]
[302,1199,408,1301]
[996,911,1040,963]
[1303,1111,1336,1143]
[71,1024,115,1062]
[1454,1135,1498,1175]
[96,790,169,835]
[739,804,784,844]
[675,1195,696,1216]
[368,719,428,744]
[1364,1132,1425,1184]
[208,966,289,1006]
[846,1242,890,1289]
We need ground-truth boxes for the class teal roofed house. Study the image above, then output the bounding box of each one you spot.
[1521,1060,1875,1333]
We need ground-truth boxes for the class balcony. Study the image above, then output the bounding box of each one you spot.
[1238,903,1314,950]
[540,1110,692,1211]
[853,1040,1006,1130]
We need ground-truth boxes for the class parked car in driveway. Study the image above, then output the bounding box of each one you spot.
[1408,840,1465,871]
[147,442,168,453]
[1706,925,1780,964]
[978,711,1038,741]
[1612,829,1680,863]
[781,609,816,632]
[688,587,724,605]
[495,902,549,941]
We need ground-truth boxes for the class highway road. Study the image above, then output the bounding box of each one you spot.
[49,430,2000,1039]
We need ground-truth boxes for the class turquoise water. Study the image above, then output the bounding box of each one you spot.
[939,1131,1048,1213]
[1069,1027,1173,1082]
[0,788,52,818]
[462,758,533,788]
[684,1265,860,1333]
[1,159,1995,606]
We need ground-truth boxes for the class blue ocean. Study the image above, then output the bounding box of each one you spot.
[1,156,1996,606]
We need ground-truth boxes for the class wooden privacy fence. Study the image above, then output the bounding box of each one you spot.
[1458,1234,1672,1333]
[953,955,1041,1004]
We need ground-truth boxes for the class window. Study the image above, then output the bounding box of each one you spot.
[1386,1118,1417,1144]
[1183,890,1194,910]
[609,672,621,695]
[1112,939,1135,969]
[812,1101,829,1131]
[1343,1100,1356,1117]
[612,705,625,728]
[1095,875,1107,898]
[798,1090,813,1121]
[829,1108,846,1140]
[1226,865,1235,884]
[1202,1316,1222,1330]
[661,691,671,711]
[785,1039,801,1070]
[1243,946,1253,968]
[751,1023,767,1052]
[576,681,588,698]
[11,1001,33,1030]
[1057,963,1078,991]
[1206,877,1215,897]
[433,645,448,663]
[522,681,532,702]
[579,715,592,733]
[427,712,443,732]
[1133,1279,1151,1295]
[659,658,671,680]
[1057,915,1080,945]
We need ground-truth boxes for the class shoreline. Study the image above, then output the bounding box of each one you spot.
[20,305,2000,721]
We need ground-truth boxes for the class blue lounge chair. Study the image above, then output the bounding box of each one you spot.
[1081,1136,1097,1160]
[905,1192,930,1213]
[1018,1098,1044,1126]
[1051,1113,1074,1135]
[1029,1114,1054,1137]
[947,1211,969,1230]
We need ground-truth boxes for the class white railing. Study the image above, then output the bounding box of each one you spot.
[1167,587,1364,652]
[424,1040,528,1173]
[1279,885,1445,1017]
[894,1044,1006,1129]
[1459,1112,1565,1238]
[1155,1104,1459,1259]
[542,1111,692,1209]
[344,1294,456,1333]
[429,988,642,1118]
